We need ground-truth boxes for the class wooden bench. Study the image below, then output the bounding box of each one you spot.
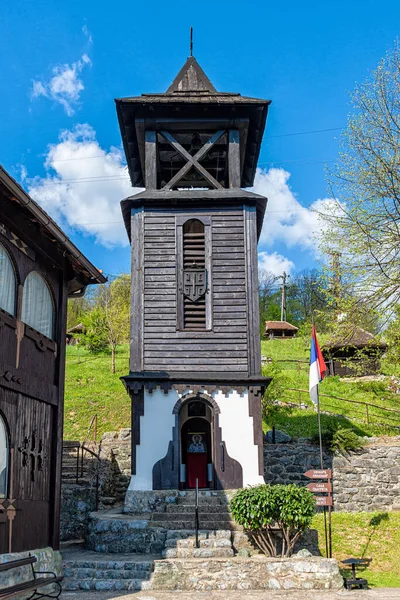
[0,555,63,599]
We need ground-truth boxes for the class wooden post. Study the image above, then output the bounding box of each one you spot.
[228,130,240,188]
[145,130,157,189]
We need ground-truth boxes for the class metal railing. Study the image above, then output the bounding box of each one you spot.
[62,413,102,511]
[281,387,400,429]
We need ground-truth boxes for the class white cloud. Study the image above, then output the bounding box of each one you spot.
[31,54,92,116]
[252,168,333,253]
[26,124,136,247]
[258,251,295,276]
[82,25,93,44]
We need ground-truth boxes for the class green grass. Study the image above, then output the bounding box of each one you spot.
[64,344,131,440]
[64,337,400,440]
[262,338,400,437]
[312,511,400,587]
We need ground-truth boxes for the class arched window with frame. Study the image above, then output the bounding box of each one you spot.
[0,243,16,316]
[22,272,54,339]
[0,414,9,499]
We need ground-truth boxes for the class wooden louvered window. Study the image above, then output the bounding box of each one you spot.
[182,219,207,330]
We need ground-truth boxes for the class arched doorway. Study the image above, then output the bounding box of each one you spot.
[179,398,214,489]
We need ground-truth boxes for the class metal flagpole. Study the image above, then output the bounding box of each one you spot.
[312,315,330,558]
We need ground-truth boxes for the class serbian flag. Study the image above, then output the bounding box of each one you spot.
[309,325,327,406]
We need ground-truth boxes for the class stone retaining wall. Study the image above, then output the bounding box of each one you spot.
[60,430,400,543]
[151,557,343,591]
[60,485,96,541]
[264,437,400,512]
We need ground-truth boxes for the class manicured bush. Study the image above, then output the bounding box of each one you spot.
[230,484,315,557]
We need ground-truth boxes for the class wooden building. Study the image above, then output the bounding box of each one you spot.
[265,320,298,339]
[322,326,387,377]
[0,166,105,554]
[116,56,271,492]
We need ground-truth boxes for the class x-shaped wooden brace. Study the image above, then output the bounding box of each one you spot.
[161,130,225,190]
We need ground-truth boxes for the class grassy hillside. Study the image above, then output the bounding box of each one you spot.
[261,337,400,437]
[64,344,130,440]
[64,337,400,440]
[313,511,400,587]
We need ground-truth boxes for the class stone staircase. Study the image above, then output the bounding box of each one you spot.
[62,441,97,486]
[150,492,236,530]
[163,529,234,558]
[61,548,156,592]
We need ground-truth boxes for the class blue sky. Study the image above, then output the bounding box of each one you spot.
[1,0,399,279]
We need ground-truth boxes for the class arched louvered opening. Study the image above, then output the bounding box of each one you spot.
[183,219,206,330]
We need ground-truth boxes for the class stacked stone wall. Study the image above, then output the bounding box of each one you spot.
[60,431,400,542]
[264,437,400,512]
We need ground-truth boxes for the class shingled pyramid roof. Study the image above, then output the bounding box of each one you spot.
[166,56,217,93]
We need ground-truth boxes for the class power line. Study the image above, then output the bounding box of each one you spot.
[267,126,343,139]
[48,125,345,164]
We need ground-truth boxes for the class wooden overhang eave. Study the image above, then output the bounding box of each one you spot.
[120,189,267,242]
[115,96,270,189]
[0,165,107,292]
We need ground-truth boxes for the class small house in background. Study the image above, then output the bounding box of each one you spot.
[66,322,85,345]
[265,321,298,339]
[322,326,388,377]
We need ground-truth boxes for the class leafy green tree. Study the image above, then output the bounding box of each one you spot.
[79,307,109,353]
[97,274,130,373]
[383,304,400,365]
[78,274,130,372]
[319,42,400,315]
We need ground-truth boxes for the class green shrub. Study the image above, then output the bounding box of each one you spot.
[230,484,315,557]
[79,308,109,353]
[311,423,366,454]
[331,427,366,453]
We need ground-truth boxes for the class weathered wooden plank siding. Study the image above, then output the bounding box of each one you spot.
[141,209,250,373]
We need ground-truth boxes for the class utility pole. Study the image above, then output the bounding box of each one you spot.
[280,271,287,322]
[330,252,341,316]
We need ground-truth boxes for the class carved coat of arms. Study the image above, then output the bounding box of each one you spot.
[183,269,207,302]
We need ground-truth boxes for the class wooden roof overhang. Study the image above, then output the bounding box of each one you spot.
[323,327,388,352]
[115,93,270,189]
[120,188,267,241]
[0,165,107,296]
[265,321,299,332]
[121,372,272,396]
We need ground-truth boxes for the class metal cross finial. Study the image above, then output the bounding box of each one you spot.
[190,27,193,57]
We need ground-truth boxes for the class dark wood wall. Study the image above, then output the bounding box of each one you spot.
[0,198,68,554]
[130,205,261,376]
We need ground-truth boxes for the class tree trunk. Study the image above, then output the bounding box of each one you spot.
[111,343,116,374]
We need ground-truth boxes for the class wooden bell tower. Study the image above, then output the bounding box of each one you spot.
[116,56,271,494]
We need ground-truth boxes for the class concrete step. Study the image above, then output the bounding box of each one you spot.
[165,529,231,540]
[166,505,230,514]
[177,498,226,506]
[151,519,237,530]
[61,551,156,592]
[63,567,152,580]
[62,578,152,592]
[152,510,230,520]
[162,547,234,559]
[165,538,232,549]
